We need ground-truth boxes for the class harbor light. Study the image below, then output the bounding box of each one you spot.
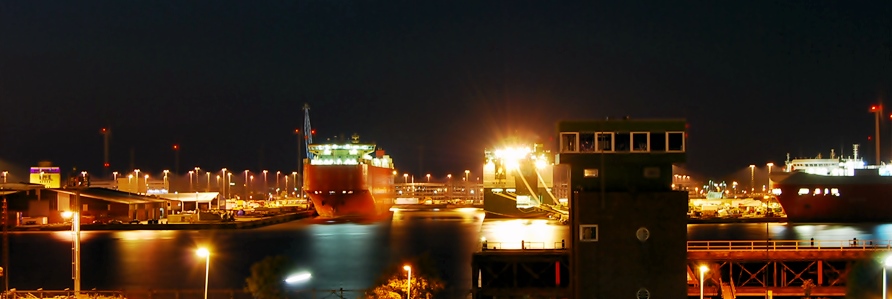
[699,265,709,299]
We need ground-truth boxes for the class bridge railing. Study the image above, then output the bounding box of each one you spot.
[688,239,892,251]
[481,240,568,250]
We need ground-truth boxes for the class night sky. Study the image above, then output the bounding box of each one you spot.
[1,1,891,183]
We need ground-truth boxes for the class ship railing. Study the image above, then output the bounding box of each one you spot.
[480,240,568,251]
[688,239,892,251]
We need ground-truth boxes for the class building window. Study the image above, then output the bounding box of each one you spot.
[580,224,599,242]
[596,132,613,152]
[651,132,666,152]
[615,132,631,152]
[584,168,599,178]
[631,132,649,152]
[667,132,685,152]
[560,133,578,153]
[580,132,595,152]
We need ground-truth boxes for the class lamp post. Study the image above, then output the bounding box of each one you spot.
[194,167,201,189]
[206,172,210,192]
[244,170,250,199]
[284,176,289,198]
[134,169,141,194]
[292,171,298,198]
[196,248,210,299]
[62,210,81,297]
[403,265,412,299]
[699,265,709,299]
[883,255,892,299]
[872,105,882,164]
[766,162,774,191]
[276,171,281,195]
[113,171,118,189]
[144,175,149,193]
[163,170,169,190]
[188,171,194,192]
[748,165,755,194]
[262,170,268,198]
[1,171,7,183]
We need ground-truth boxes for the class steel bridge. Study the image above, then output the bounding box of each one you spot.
[471,239,892,298]
[687,239,892,298]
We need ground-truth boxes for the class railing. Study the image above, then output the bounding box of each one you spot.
[1,289,367,299]
[481,240,567,250]
[687,239,892,251]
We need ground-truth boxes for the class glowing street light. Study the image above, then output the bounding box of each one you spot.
[883,255,892,299]
[403,265,412,299]
[262,170,268,198]
[426,174,431,183]
[699,265,709,299]
[403,173,408,184]
[163,170,170,190]
[766,162,774,191]
[292,171,298,197]
[189,171,194,191]
[2,170,8,183]
[748,165,755,194]
[196,248,210,299]
[276,171,281,193]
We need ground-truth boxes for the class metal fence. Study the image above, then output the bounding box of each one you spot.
[3,289,367,299]
[687,239,892,251]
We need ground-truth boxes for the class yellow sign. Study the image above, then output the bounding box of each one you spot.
[29,167,61,188]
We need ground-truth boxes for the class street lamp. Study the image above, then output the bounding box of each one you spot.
[748,165,755,194]
[276,171,281,194]
[699,265,709,299]
[262,170,268,198]
[163,170,170,190]
[1,170,7,183]
[196,248,210,299]
[188,171,194,191]
[206,172,211,192]
[426,174,430,183]
[194,167,201,188]
[292,171,298,197]
[403,173,408,184]
[61,211,81,296]
[766,162,774,191]
[403,265,412,299]
[883,255,892,299]
[113,171,119,189]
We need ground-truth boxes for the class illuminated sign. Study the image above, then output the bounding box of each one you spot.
[29,167,61,188]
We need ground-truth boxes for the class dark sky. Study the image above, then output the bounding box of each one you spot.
[1,1,891,183]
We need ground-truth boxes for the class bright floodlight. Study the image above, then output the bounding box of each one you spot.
[403,265,411,271]
[196,248,209,257]
[885,256,892,267]
[699,265,709,273]
[61,211,74,219]
[284,272,312,284]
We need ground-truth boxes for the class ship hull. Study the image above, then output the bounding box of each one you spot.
[304,164,394,218]
[775,172,892,222]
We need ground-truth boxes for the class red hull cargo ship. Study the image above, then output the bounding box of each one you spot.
[303,135,395,218]
[773,146,892,223]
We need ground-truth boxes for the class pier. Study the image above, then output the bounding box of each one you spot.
[471,239,892,298]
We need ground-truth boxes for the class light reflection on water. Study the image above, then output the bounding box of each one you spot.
[12,210,892,296]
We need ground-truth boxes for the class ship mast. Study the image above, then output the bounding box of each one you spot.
[300,104,313,200]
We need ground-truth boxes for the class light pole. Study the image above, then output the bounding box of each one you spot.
[292,171,298,198]
[144,175,149,193]
[221,168,228,199]
[699,265,709,299]
[134,169,141,194]
[194,167,201,189]
[284,176,289,198]
[262,170,268,198]
[426,174,430,183]
[748,165,755,194]
[403,173,408,184]
[163,170,169,190]
[883,255,892,299]
[206,172,210,192]
[196,248,210,299]
[249,175,254,199]
[244,170,250,199]
[62,210,81,297]
[872,105,882,164]
[1,171,7,183]
[403,265,412,299]
[766,162,774,191]
[113,171,118,189]
[188,171,194,192]
[276,171,281,195]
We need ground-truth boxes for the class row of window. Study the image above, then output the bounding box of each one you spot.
[559,132,685,153]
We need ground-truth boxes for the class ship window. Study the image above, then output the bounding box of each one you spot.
[579,224,599,242]
[651,132,666,152]
[824,188,829,196]
[596,132,613,152]
[632,132,649,152]
[615,132,631,152]
[813,188,821,195]
[798,188,809,195]
[560,133,578,153]
[831,188,840,196]
[580,133,595,152]
[667,132,685,152]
